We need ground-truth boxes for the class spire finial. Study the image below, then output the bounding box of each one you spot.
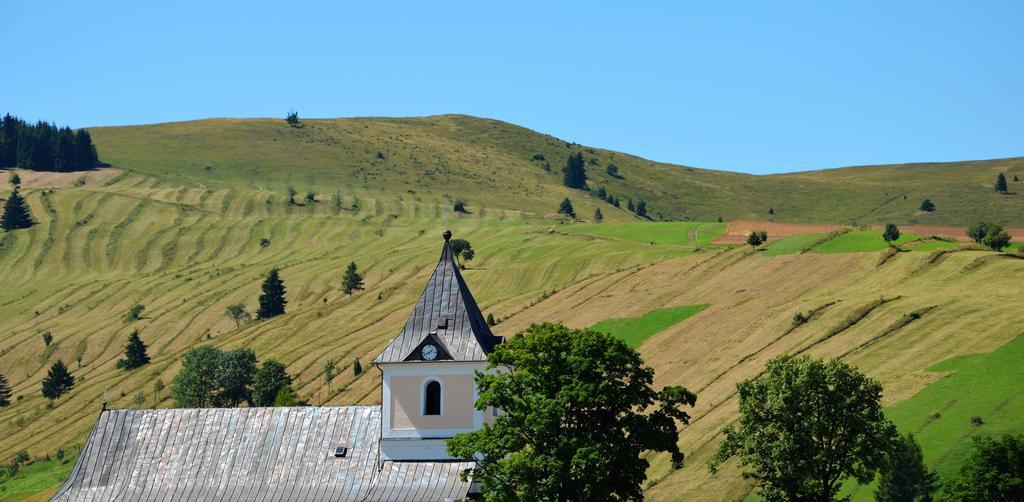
[443,229,452,242]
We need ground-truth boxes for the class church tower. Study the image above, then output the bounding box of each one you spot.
[375,230,503,461]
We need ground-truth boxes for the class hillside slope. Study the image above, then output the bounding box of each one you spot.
[88,115,1024,226]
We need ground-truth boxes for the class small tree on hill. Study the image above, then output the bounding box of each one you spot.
[116,331,150,370]
[875,432,939,502]
[1,187,33,230]
[486,313,496,326]
[286,186,297,205]
[709,355,899,502]
[42,360,75,400]
[967,222,990,243]
[453,199,468,213]
[593,207,603,223]
[562,152,587,189]
[285,110,300,126]
[981,223,1012,251]
[994,172,1008,193]
[257,268,287,318]
[252,360,293,407]
[342,261,364,295]
[123,303,145,323]
[305,191,316,204]
[746,231,764,250]
[606,163,620,178]
[635,199,648,217]
[449,239,475,269]
[627,198,635,212]
[225,303,251,327]
[9,172,20,186]
[919,199,936,212]
[323,359,336,392]
[883,223,901,245]
[942,434,1024,501]
[447,323,697,500]
[41,331,53,346]
[172,346,257,408]
[0,373,12,407]
[352,358,363,376]
[558,198,575,218]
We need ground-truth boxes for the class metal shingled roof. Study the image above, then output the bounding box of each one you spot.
[374,231,502,364]
[51,407,472,502]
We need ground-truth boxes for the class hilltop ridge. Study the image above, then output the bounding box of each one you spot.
[87,115,1024,226]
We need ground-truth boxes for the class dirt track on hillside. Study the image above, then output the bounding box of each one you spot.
[715,220,1024,244]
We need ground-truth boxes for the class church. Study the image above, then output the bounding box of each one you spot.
[53,230,503,501]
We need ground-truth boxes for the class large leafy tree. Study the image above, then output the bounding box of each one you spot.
[172,346,257,407]
[41,360,75,400]
[709,355,899,502]
[562,152,587,189]
[876,432,939,502]
[447,323,697,501]
[941,434,1024,501]
[252,360,293,407]
[256,268,287,318]
[2,186,34,230]
[116,330,151,370]
[981,223,1012,251]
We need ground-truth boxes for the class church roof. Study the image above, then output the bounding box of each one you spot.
[374,230,502,364]
[52,407,473,502]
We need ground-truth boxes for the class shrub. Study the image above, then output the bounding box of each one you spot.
[123,304,145,323]
[41,331,53,346]
[453,199,468,213]
[919,199,936,212]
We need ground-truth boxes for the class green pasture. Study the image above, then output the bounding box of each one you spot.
[811,230,921,253]
[561,221,726,247]
[590,305,710,349]
[0,455,77,501]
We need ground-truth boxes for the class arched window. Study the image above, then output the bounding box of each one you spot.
[423,380,442,416]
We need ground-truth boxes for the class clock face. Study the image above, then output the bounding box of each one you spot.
[421,344,438,361]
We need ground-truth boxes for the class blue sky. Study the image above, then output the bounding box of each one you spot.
[2,1,1021,174]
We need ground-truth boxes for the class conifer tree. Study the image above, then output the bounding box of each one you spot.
[995,172,1008,193]
[593,208,603,223]
[746,231,764,250]
[635,199,648,218]
[2,186,34,230]
[919,199,935,212]
[117,331,150,370]
[353,358,363,376]
[342,261,365,295]
[558,198,576,218]
[256,268,287,319]
[627,198,635,212]
[487,313,497,326]
[562,152,587,189]
[41,360,74,399]
[0,373,11,407]
[9,172,19,186]
[875,433,939,502]
[883,223,901,244]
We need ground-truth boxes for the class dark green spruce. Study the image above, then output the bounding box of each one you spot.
[116,331,151,370]
[257,268,287,318]
[41,360,75,399]
[2,186,34,230]
[562,152,586,189]
[342,261,364,295]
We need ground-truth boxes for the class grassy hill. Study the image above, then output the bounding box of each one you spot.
[1,115,1022,499]
[88,115,1024,226]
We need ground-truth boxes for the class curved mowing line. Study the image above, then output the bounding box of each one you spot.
[31,191,60,274]
[105,200,147,269]
[62,192,111,272]
[218,190,236,216]
[135,211,184,271]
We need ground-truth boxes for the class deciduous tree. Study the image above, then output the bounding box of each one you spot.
[942,434,1024,501]
[448,323,697,501]
[252,360,293,407]
[883,223,901,244]
[709,355,899,502]
[449,239,475,269]
[225,303,250,327]
[172,346,257,408]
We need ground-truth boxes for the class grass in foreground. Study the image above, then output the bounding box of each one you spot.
[590,305,709,349]
[0,456,76,502]
[844,334,1024,500]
